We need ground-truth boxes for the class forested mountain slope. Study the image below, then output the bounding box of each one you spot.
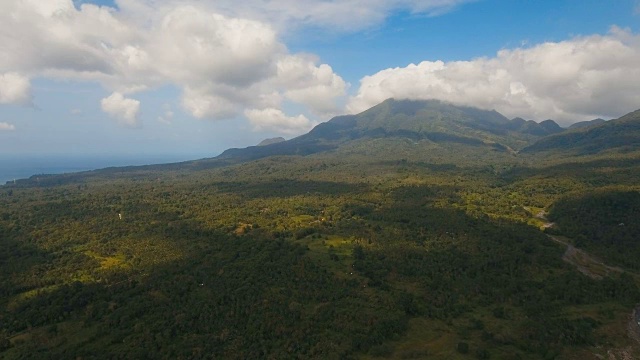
[215,99,563,164]
[548,190,640,270]
[522,109,640,155]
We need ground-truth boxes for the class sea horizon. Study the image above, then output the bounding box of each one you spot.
[0,153,211,185]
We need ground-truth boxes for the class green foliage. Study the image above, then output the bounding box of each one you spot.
[2,107,640,358]
[523,109,640,155]
[549,189,640,270]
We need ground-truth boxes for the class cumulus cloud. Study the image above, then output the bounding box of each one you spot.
[5,0,638,131]
[0,122,16,131]
[181,87,238,120]
[101,92,140,127]
[0,73,31,105]
[348,27,640,124]
[276,56,348,117]
[245,108,313,135]
[0,0,353,132]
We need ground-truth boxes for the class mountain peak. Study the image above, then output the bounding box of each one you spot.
[216,99,564,164]
[257,137,286,146]
[539,119,563,133]
[568,118,606,130]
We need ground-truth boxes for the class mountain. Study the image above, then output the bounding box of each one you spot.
[568,118,606,129]
[216,99,563,164]
[257,137,286,146]
[507,117,564,136]
[539,119,564,134]
[522,109,640,154]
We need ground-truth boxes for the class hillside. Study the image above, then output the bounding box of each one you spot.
[569,118,607,130]
[215,99,562,165]
[548,190,640,270]
[522,109,640,155]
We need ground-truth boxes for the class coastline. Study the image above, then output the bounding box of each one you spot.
[0,154,207,185]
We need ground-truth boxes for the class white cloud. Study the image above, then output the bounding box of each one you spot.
[0,122,16,131]
[0,73,31,105]
[245,108,313,135]
[101,92,140,127]
[276,56,348,117]
[157,104,174,125]
[70,108,83,115]
[348,27,640,124]
[207,0,474,32]
[0,0,352,134]
[6,0,638,132]
[181,87,238,120]
[152,7,280,87]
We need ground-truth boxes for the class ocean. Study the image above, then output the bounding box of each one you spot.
[0,154,207,185]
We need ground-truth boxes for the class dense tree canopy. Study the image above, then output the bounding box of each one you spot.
[1,134,640,359]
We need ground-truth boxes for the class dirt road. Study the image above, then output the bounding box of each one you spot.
[539,214,640,358]
[547,235,625,280]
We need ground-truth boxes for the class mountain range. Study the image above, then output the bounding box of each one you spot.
[521,109,640,154]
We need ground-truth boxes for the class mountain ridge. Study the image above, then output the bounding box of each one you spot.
[257,137,286,146]
[216,99,568,164]
[522,109,640,154]
[569,118,607,129]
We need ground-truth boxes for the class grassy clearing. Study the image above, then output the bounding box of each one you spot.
[84,250,128,270]
[300,235,356,277]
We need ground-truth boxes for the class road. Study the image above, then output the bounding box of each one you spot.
[540,218,640,356]
[548,234,640,345]
[547,235,625,280]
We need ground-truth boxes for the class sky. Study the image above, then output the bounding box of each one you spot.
[1,0,639,158]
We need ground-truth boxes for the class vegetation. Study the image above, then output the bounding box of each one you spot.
[522,109,640,155]
[1,100,640,359]
[548,190,640,270]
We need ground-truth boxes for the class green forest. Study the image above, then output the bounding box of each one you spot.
[1,101,640,359]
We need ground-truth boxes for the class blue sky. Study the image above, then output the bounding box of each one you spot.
[1,0,639,158]
[293,0,639,77]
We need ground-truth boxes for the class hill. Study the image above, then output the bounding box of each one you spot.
[522,109,640,155]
